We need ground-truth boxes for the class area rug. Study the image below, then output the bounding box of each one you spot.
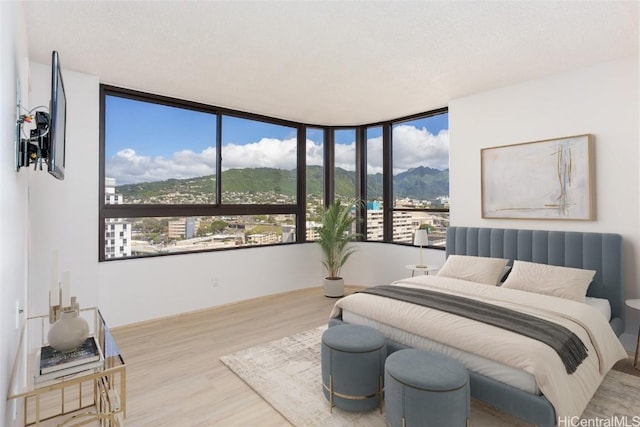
[220,326,640,427]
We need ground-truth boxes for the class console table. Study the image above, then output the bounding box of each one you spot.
[7,307,125,426]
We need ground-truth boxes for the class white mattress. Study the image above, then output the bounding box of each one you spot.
[342,296,613,396]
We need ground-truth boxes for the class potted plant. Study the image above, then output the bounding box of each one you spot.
[317,199,361,297]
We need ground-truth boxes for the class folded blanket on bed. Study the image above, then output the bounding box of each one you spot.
[358,284,588,374]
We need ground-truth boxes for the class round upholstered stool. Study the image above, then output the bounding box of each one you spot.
[321,324,387,412]
[385,349,470,427]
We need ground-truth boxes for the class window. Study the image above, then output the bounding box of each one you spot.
[100,85,449,261]
[104,95,217,204]
[221,116,297,205]
[334,128,357,201]
[365,126,383,241]
[305,128,324,241]
[390,110,449,246]
[100,86,300,260]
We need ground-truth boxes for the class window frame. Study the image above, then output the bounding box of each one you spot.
[385,107,450,247]
[99,85,306,261]
[99,85,448,261]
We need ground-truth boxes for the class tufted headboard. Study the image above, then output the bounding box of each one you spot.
[446,227,625,336]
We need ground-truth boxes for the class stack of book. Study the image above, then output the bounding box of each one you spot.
[35,336,104,385]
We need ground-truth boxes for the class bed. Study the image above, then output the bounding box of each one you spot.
[329,227,627,426]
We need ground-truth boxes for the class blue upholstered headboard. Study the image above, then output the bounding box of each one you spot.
[445,227,625,336]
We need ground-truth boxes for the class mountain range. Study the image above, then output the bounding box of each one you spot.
[115,165,449,202]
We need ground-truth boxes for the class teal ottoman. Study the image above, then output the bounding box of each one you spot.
[321,324,387,412]
[385,349,470,426]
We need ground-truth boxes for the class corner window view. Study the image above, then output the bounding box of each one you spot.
[221,115,298,205]
[104,96,217,204]
[305,127,324,240]
[102,88,448,260]
[391,115,449,246]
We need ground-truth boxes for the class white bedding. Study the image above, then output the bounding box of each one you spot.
[585,297,611,321]
[341,295,613,396]
[330,275,627,418]
[342,310,540,394]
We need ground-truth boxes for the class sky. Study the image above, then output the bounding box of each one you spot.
[105,95,449,185]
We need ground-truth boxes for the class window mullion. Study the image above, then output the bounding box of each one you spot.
[356,126,366,238]
[216,114,222,205]
[296,126,306,242]
[324,128,335,207]
[382,123,393,242]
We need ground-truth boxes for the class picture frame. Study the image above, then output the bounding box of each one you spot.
[481,134,594,220]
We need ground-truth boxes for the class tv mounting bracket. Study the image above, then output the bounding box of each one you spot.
[16,110,50,172]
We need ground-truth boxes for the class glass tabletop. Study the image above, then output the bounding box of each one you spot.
[8,307,125,398]
[626,299,640,311]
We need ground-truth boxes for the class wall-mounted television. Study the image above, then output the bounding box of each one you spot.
[16,50,67,180]
[46,50,66,180]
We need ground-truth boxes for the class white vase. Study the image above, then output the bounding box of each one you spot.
[48,309,90,352]
[323,277,344,298]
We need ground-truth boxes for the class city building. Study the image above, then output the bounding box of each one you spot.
[247,232,280,245]
[167,217,200,240]
[104,178,131,259]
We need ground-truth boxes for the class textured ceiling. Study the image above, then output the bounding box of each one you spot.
[23,1,638,125]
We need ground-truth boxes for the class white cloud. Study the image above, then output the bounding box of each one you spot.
[306,140,323,166]
[392,125,449,175]
[106,147,216,185]
[335,142,357,171]
[106,125,448,184]
[366,136,383,175]
[325,125,449,175]
[222,137,298,170]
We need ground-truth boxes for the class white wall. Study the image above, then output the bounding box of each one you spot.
[97,243,324,326]
[28,63,100,320]
[0,2,30,426]
[345,242,446,287]
[448,57,640,348]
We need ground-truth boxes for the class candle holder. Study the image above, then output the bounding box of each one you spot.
[49,296,80,324]
[49,270,75,324]
[47,268,89,351]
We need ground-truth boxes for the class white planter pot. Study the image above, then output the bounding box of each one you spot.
[323,277,344,298]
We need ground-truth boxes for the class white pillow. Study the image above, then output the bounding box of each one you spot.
[436,255,510,286]
[501,260,596,302]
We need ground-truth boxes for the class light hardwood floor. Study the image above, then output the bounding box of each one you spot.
[110,286,362,427]
[32,285,638,426]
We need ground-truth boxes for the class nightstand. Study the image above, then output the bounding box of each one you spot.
[405,264,438,277]
[625,299,640,371]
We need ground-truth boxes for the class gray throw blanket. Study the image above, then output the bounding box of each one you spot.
[358,285,588,374]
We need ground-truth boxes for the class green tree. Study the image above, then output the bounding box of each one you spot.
[210,220,228,233]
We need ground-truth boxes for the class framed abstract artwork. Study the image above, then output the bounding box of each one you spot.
[481,134,594,220]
